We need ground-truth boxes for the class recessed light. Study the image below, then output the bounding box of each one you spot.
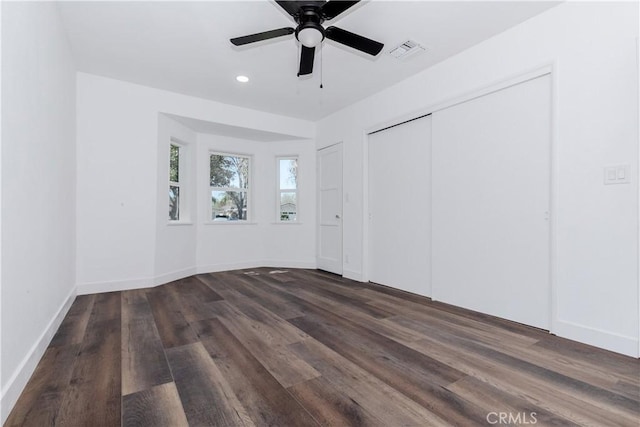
[236,75,249,83]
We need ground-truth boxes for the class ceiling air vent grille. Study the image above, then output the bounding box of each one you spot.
[389,40,425,60]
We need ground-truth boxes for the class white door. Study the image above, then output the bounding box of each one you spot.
[431,74,551,329]
[368,116,432,296]
[317,143,343,274]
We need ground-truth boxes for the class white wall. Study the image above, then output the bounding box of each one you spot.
[317,2,639,357]
[1,2,77,422]
[155,115,198,284]
[76,73,316,294]
[196,135,316,272]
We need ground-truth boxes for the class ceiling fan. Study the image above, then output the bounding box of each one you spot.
[230,1,384,76]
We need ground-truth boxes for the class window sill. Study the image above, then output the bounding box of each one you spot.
[205,221,258,226]
[167,221,193,226]
[271,222,303,225]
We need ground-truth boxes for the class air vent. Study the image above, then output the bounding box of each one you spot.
[389,40,426,60]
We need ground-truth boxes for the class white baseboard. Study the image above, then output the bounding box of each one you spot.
[196,259,316,275]
[261,259,316,270]
[1,286,76,424]
[553,319,639,358]
[153,267,197,286]
[76,276,154,295]
[343,268,365,282]
[196,260,265,274]
[77,267,202,295]
[77,261,318,295]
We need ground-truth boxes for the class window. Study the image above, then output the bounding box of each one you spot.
[169,143,181,221]
[210,153,250,221]
[278,157,298,221]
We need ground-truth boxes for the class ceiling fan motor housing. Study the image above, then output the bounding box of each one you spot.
[295,7,325,47]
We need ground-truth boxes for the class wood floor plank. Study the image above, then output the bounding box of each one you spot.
[199,318,321,426]
[49,295,96,348]
[201,277,312,345]
[289,338,451,426]
[289,308,467,391]
[442,324,631,392]
[212,271,306,319]
[121,295,173,396]
[446,376,580,426]
[91,291,122,321]
[55,292,122,426]
[172,289,221,323]
[122,289,150,305]
[287,377,388,427]
[195,305,321,388]
[288,313,488,425]
[406,332,640,426]
[301,268,368,290]
[207,290,302,344]
[271,271,395,319]
[4,344,81,426]
[387,311,624,391]
[434,332,640,418]
[376,300,540,352]
[56,320,122,426]
[262,269,298,283]
[287,269,371,300]
[280,295,469,387]
[170,275,224,302]
[427,298,552,339]
[165,342,254,427]
[122,382,189,427]
[270,280,425,344]
[222,272,316,315]
[255,270,427,345]
[250,272,388,322]
[361,280,434,305]
[533,335,640,385]
[613,380,640,402]
[146,285,198,348]
[363,280,552,340]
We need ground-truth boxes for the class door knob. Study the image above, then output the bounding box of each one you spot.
[335,214,341,219]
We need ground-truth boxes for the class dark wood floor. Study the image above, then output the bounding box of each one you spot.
[6,268,639,426]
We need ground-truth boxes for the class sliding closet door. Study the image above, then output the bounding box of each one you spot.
[432,75,551,329]
[368,115,431,296]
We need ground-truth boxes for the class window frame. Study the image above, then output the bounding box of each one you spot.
[168,140,185,222]
[276,156,299,223]
[209,151,252,223]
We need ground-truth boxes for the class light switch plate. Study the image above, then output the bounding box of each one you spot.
[604,165,630,185]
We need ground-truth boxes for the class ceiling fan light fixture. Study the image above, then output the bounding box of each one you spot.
[236,75,249,83]
[296,22,324,48]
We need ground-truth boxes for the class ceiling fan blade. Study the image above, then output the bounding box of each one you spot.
[325,26,383,56]
[275,1,301,17]
[321,1,360,20]
[298,46,315,76]
[230,27,294,46]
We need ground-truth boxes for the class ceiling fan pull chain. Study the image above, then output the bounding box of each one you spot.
[320,43,324,89]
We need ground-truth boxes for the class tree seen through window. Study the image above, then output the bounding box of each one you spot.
[210,154,249,221]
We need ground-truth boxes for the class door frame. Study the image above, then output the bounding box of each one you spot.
[362,64,558,334]
[316,142,343,275]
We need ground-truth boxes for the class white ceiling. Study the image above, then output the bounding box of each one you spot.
[57,0,559,121]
